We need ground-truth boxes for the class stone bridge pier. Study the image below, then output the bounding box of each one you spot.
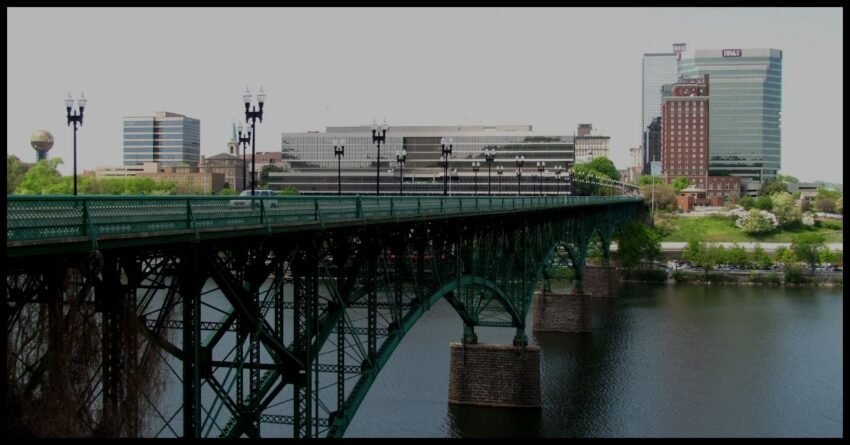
[582,265,621,298]
[531,290,592,333]
[448,342,541,408]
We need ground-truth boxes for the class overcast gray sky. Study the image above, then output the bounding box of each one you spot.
[6,7,843,183]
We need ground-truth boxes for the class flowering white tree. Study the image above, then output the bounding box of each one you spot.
[801,212,816,227]
[733,208,779,235]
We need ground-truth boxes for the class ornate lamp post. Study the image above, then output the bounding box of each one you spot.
[471,161,480,195]
[371,118,388,195]
[237,123,251,191]
[440,137,453,196]
[483,148,495,196]
[65,92,86,196]
[535,161,546,196]
[515,155,525,196]
[554,165,563,196]
[396,148,407,195]
[242,87,265,195]
[334,138,345,195]
[496,165,503,194]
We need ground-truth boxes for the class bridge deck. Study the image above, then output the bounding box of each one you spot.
[6,195,641,256]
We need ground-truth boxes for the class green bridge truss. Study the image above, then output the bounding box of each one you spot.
[5,194,643,438]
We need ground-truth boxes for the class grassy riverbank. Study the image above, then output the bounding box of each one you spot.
[658,214,843,243]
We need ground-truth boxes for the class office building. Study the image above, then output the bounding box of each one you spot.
[574,124,610,162]
[678,48,783,184]
[271,125,575,195]
[123,112,201,167]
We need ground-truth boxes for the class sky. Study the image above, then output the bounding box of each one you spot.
[6,7,843,183]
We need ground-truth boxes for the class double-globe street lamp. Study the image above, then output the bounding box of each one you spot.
[371,119,388,195]
[553,165,563,196]
[471,161,480,195]
[496,165,504,194]
[242,87,266,195]
[334,139,345,195]
[536,161,546,196]
[237,123,251,191]
[440,137,454,195]
[515,155,525,196]
[65,92,87,196]
[396,148,407,195]
[483,148,495,196]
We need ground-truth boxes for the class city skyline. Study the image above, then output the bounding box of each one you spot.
[6,7,843,183]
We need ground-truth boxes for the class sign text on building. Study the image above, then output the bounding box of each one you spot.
[722,49,742,57]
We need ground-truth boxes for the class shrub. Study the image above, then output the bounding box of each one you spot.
[672,271,692,283]
[750,272,781,285]
[784,265,811,285]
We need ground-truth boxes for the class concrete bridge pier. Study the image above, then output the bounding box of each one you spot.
[532,290,592,333]
[447,341,541,408]
[582,265,620,298]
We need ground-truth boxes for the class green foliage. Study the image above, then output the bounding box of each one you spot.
[819,247,841,266]
[574,156,620,181]
[759,179,788,196]
[750,272,782,285]
[738,196,755,210]
[816,188,841,201]
[15,157,65,194]
[770,192,800,228]
[218,187,237,196]
[739,209,777,235]
[814,198,836,213]
[7,155,32,194]
[14,159,180,196]
[547,267,574,281]
[259,164,286,187]
[836,196,842,213]
[281,185,299,196]
[726,243,750,268]
[672,271,692,283]
[671,177,690,192]
[639,181,677,211]
[791,232,826,272]
[784,264,810,284]
[637,175,665,186]
[751,244,772,269]
[754,195,774,210]
[615,220,662,270]
[776,173,799,184]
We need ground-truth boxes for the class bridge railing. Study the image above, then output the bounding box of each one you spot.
[7,195,641,244]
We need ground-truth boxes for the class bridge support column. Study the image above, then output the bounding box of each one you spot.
[448,342,540,408]
[582,265,620,298]
[532,290,591,333]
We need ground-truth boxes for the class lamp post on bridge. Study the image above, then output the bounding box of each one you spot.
[554,165,562,196]
[536,161,545,196]
[440,137,453,196]
[496,165,503,195]
[371,118,388,195]
[396,148,407,195]
[334,138,345,196]
[483,148,495,196]
[515,155,524,196]
[237,124,251,192]
[242,87,265,195]
[65,92,86,196]
[471,161,480,195]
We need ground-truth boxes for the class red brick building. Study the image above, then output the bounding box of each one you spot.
[662,74,710,189]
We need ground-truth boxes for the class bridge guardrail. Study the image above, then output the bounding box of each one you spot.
[7,195,642,244]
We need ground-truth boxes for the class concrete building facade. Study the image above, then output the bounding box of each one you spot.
[124,111,201,167]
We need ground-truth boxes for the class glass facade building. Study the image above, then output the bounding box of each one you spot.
[272,125,575,195]
[678,48,783,183]
[123,112,201,166]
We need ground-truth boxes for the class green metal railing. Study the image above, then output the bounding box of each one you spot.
[7,194,641,245]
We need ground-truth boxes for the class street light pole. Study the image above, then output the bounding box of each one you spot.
[237,124,251,192]
[371,118,388,195]
[65,92,86,196]
[334,139,345,196]
[396,148,407,195]
[440,137,453,196]
[496,165,503,195]
[554,165,562,196]
[242,87,265,195]
[472,161,480,195]
[515,155,525,196]
[536,161,545,196]
[484,148,495,196]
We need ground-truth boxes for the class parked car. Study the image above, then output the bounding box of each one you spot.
[228,190,278,208]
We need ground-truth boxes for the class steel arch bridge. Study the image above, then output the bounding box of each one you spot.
[5,194,643,438]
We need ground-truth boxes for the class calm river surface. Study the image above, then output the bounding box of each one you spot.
[345,284,842,438]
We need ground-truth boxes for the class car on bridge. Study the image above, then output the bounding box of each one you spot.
[228,189,279,209]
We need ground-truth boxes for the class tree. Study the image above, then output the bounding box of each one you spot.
[639,181,677,212]
[735,209,778,235]
[671,177,690,192]
[814,198,836,213]
[759,179,788,196]
[791,232,826,273]
[281,185,299,195]
[738,196,755,210]
[218,187,237,195]
[776,173,799,184]
[637,175,665,186]
[819,247,841,267]
[836,196,843,214]
[770,192,801,227]
[726,243,750,268]
[615,220,661,270]
[259,164,286,187]
[15,157,65,194]
[754,195,773,211]
[574,156,620,181]
[7,155,32,194]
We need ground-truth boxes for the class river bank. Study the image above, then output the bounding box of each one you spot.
[620,269,843,287]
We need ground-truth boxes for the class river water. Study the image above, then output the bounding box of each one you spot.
[345,284,843,438]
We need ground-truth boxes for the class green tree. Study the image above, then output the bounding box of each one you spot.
[637,175,665,186]
[770,192,800,227]
[671,177,690,192]
[218,187,237,196]
[738,196,755,210]
[615,220,661,270]
[281,185,299,195]
[754,195,773,211]
[727,243,750,268]
[639,181,677,212]
[259,164,286,187]
[776,173,799,184]
[751,244,772,270]
[574,156,620,181]
[15,157,65,194]
[7,155,32,194]
[819,247,841,267]
[836,196,843,214]
[814,197,836,213]
[816,188,841,201]
[791,232,826,273]
[759,179,788,196]
[739,209,776,235]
